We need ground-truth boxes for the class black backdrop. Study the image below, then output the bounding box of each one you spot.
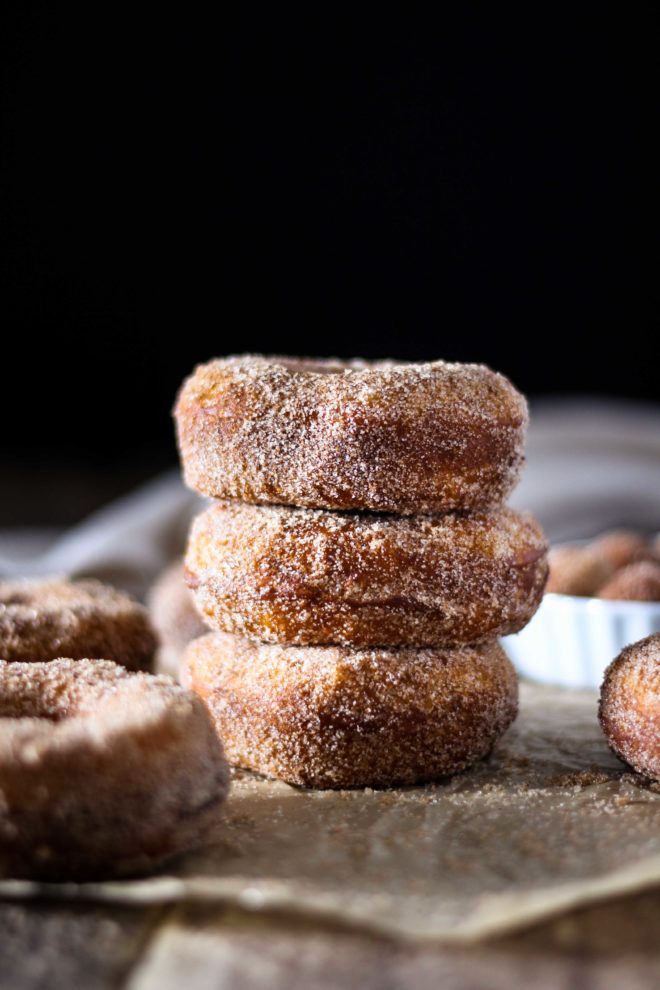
[1,8,656,516]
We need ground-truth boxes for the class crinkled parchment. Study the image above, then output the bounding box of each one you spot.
[2,683,659,943]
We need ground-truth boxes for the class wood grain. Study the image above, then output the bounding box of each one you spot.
[2,890,660,990]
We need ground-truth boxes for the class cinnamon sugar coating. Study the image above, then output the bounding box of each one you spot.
[0,658,229,879]
[183,632,519,789]
[149,561,208,678]
[0,578,157,671]
[185,502,548,647]
[599,633,660,779]
[174,355,528,515]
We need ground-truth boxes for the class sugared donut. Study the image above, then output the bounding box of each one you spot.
[0,658,229,879]
[149,561,208,678]
[546,545,612,597]
[174,355,528,515]
[183,632,518,789]
[591,530,651,572]
[0,578,157,671]
[185,501,548,648]
[599,633,660,779]
[598,561,660,602]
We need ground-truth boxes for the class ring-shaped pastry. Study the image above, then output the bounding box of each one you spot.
[185,501,548,647]
[0,578,157,671]
[183,632,518,789]
[175,355,528,515]
[0,658,229,879]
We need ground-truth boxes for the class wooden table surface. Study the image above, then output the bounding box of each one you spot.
[2,888,660,990]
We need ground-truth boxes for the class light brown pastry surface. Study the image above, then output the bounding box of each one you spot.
[183,632,519,789]
[174,355,528,515]
[149,561,208,678]
[591,530,653,571]
[546,545,613,597]
[546,531,660,600]
[0,658,229,879]
[185,501,548,647]
[0,577,157,671]
[599,633,660,779]
[598,561,660,602]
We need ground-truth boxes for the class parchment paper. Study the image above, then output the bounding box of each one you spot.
[2,683,659,943]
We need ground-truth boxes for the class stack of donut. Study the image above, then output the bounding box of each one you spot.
[175,355,549,788]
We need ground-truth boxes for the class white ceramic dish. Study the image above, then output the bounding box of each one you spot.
[503,593,660,690]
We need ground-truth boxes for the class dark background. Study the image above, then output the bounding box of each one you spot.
[1,8,656,523]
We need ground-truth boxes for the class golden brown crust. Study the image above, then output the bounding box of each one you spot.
[0,578,157,671]
[185,502,548,647]
[149,561,208,678]
[183,632,519,789]
[0,658,229,879]
[174,355,528,515]
[599,633,660,780]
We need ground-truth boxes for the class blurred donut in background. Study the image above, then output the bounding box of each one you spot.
[149,559,208,679]
[0,577,157,670]
[547,531,660,602]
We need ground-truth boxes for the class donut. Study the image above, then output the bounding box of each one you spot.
[149,561,208,678]
[591,530,652,571]
[185,501,548,648]
[0,577,157,671]
[0,658,229,879]
[546,545,613,597]
[183,632,518,789]
[598,561,660,602]
[174,355,528,515]
[599,633,660,779]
